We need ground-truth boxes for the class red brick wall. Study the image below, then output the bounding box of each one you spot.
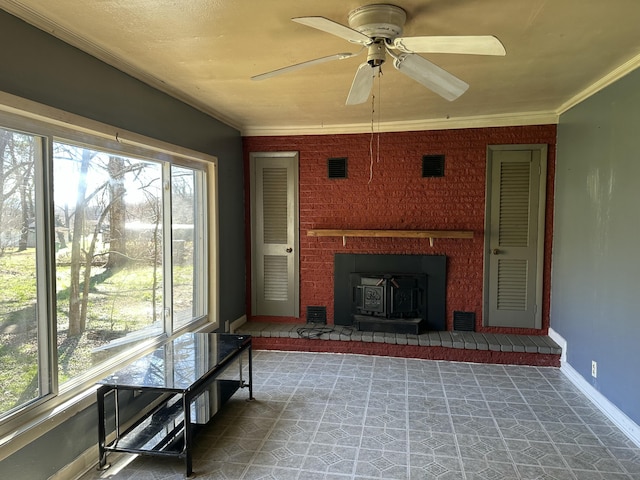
[243,125,557,334]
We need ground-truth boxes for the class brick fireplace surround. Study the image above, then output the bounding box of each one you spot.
[243,125,558,365]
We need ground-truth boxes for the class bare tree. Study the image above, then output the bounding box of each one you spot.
[0,130,9,244]
[68,149,92,336]
[0,130,35,253]
[62,147,149,336]
[17,147,35,252]
[105,155,126,270]
[80,201,111,327]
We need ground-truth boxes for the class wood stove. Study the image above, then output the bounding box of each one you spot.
[334,254,446,333]
[352,274,427,333]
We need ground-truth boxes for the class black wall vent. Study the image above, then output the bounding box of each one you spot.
[453,311,476,331]
[306,306,327,324]
[328,157,347,178]
[422,154,445,177]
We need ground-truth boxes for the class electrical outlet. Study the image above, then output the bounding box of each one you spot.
[591,360,598,378]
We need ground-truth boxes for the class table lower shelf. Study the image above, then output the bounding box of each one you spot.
[106,379,241,457]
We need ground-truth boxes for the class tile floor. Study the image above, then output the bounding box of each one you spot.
[82,350,640,480]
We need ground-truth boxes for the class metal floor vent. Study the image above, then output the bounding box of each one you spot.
[328,157,347,178]
[422,154,445,177]
[306,306,327,324]
[453,311,476,331]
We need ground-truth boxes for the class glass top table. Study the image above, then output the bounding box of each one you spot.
[96,332,252,477]
[98,332,252,391]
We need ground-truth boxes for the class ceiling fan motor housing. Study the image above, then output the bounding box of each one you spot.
[367,41,386,67]
[348,4,406,40]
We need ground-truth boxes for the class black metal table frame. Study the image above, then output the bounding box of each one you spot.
[96,334,253,477]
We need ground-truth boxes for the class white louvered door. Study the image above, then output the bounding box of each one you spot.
[250,152,299,317]
[485,146,547,328]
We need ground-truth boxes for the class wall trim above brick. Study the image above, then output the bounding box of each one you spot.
[242,111,559,137]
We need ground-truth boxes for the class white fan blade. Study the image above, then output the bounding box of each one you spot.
[394,35,506,56]
[393,53,469,101]
[251,52,357,81]
[292,16,371,45]
[346,63,376,105]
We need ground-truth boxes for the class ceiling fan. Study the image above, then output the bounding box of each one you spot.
[251,4,506,105]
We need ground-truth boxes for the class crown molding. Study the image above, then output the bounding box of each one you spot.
[241,111,559,137]
[557,51,640,115]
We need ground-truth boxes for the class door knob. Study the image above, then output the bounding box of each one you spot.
[492,248,500,255]
[286,247,293,253]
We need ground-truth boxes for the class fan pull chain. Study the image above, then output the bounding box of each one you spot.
[369,92,375,184]
[377,68,382,164]
[368,68,383,184]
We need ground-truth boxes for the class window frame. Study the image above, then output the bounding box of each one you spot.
[0,93,219,453]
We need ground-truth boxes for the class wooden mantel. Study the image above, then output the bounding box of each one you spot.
[306,229,474,247]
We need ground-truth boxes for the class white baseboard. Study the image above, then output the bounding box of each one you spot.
[547,327,567,363]
[229,314,247,333]
[562,362,640,447]
[49,446,97,480]
[54,448,133,480]
[550,328,640,447]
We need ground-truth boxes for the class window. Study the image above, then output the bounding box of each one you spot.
[0,113,215,424]
[0,127,42,415]
[52,142,167,388]
[171,165,207,329]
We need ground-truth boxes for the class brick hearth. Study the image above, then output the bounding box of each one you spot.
[236,322,561,367]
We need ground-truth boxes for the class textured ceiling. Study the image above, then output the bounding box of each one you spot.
[2,0,640,135]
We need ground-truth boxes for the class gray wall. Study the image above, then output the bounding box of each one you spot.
[553,67,640,425]
[0,10,245,479]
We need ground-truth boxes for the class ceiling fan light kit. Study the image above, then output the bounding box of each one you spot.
[252,4,505,105]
